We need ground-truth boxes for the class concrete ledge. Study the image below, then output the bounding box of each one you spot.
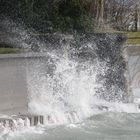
[126,45,140,56]
[0,115,46,130]
[0,53,48,116]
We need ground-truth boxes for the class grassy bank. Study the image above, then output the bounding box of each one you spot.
[95,28,140,45]
[126,32,140,45]
[0,48,21,54]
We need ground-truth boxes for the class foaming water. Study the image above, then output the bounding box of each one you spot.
[27,51,99,124]
[25,39,128,124]
[1,112,140,140]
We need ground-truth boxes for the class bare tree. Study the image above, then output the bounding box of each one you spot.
[96,0,104,26]
[103,0,140,31]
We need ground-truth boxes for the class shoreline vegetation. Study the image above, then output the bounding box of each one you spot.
[0,0,140,53]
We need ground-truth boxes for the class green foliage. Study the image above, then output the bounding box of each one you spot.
[50,0,94,33]
[0,0,95,34]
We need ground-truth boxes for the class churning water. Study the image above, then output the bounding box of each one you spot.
[1,112,140,140]
[0,19,140,140]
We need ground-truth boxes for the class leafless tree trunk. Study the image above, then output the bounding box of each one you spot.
[134,5,138,31]
[96,0,104,27]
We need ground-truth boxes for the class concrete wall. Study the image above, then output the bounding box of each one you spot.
[0,53,47,115]
[0,46,140,115]
[0,56,28,115]
[127,46,140,97]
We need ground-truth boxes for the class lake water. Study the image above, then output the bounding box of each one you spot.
[0,111,140,140]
